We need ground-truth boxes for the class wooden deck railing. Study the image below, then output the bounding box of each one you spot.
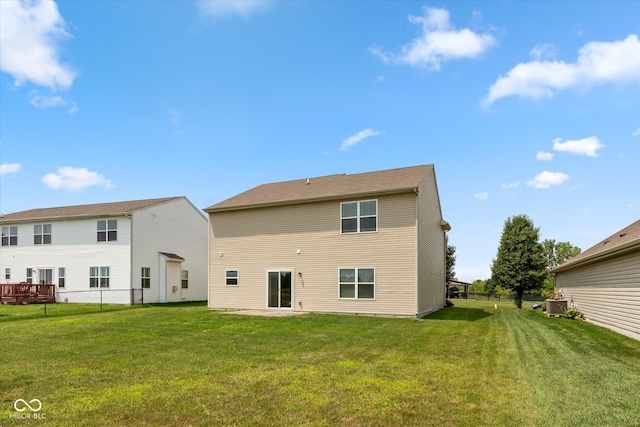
[0,283,56,304]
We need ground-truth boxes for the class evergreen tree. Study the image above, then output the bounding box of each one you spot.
[490,215,547,308]
[446,236,456,283]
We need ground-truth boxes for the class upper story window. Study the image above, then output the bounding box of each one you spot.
[34,224,52,245]
[1,226,18,246]
[340,200,377,233]
[97,220,117,242]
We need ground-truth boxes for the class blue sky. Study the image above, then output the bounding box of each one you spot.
[1,0,639,282]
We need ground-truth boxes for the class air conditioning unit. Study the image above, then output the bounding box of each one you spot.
[546,299,567,317]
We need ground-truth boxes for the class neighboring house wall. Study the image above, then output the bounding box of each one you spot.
[1,197,207,305]
[0,216,132,304]
[131,199,208,303]
[556,250,640,341]
[416,169,447,316]
[209,193,419,316]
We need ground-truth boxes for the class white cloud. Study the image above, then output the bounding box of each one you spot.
[484,34,640,105]
[553,136,605,157]
[371,6,496,70]
[42,167,113,191]
[632,128,640,136]
[1,163,22,175]
[536,151,554,161]
[340,129,381,151]
[0,0,76,90]
[501,181,520,189]
[474,192,489,200]
[526,171,569,189]
[197,0,274,20]
[28,91,78,113]
[529,43,558,61]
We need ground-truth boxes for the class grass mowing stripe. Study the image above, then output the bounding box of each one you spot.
[1,300,639,426]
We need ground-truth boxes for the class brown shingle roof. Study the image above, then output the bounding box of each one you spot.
[0,197,182,223]
[553,219,640,272]
[205,165,434,212]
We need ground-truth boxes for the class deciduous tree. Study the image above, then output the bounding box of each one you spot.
[541,239,581,293]
[446,236,456,283]
[490,215,547,308]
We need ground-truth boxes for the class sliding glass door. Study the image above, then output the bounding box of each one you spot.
[267,271,292,308]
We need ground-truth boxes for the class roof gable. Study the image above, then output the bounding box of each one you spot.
[554,219,640,272]
[0,197,183,223]
[205,165,434,212]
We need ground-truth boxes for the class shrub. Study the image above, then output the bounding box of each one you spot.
[543,289,561,300]
[445,299,454,307]
[563,309,585,320]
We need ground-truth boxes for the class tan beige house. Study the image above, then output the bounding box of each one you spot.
[552,219,640,340]
[205,165,450,317]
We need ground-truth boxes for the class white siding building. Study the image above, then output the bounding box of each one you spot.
[0,197,207,304]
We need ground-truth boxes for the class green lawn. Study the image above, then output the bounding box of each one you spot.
[1,300,639,426]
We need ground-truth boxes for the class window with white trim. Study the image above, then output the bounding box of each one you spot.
[1,226,18,246]
[26,268,33,284]
[225,270,238,286]
[339,268,375,299]
[340,200,377,233]
[141,267,151,288]
[181,270,188,289]
[5,268,10,280]
[97,220,117,242]
[90,266,110,288]
[58,267,66,288]
[34,224,52,245]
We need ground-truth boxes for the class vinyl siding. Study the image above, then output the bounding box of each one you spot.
[0,216,132,304]
[131,198,208,303]
[209,193,418,316]
[556,250,640,340]
[416,169,447,316]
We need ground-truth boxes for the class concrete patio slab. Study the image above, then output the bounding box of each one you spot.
[221,309,307,317]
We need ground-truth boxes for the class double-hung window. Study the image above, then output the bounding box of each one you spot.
[339,268,375,299]
[90,266,110,288]
[225,270,239,286]
[1,226,17,246]
[58,268,66,288]
[341,200,377,233]
[181,270,189,289]
[97,220,117,242]
[141,267,151,288]
[34,224,52,245]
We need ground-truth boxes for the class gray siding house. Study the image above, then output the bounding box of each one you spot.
[205,165,450,317]
[552,219,640,340]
